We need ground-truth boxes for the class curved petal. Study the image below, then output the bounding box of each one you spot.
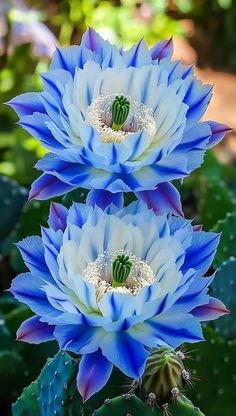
[16,236,51,281]
[130,312,203,349]
[183,231,220,277]
[86,189,124,210]
[137,182,183,216]
[183,76,212,128]
[29,173,75,201]
[18,113,64,151]
[122,39,152,67]
[17,316,55,344]
[7,92,46,117]
[48,202,68,232]
[191,297,229,321]
[10,272,52,316]
[99,292,136,322]
[77,350,113,401]
[207,121,232,148]
[151,38,173,61]
[50,45,95,74]
[54,324,105,354]
[81,27,106,53]
[100,331,149,379]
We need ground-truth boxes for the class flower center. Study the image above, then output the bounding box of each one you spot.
[111,95,130,131]
[83,249,155,301]
[85,94,156,144]
[112,254,132,287]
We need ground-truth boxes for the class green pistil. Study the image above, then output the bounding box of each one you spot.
[112,254,132,287]
[112,95,130,131]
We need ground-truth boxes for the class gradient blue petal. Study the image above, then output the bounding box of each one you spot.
[10,272,53,316]
[130,312,203,349]
[48,202,69,231]
[183,231,220,277]
[7,92,46,117]
[29,173,75,200]
[137,182,183,216]
[191,297,229,321]
[151,38,173,61]
[86,189,124,210]
[207,121,232,148]
[54,324,105,354]
[16,236,51,280]
[17,316,55,344]
[100,332,149,379]
[77,350,113,402]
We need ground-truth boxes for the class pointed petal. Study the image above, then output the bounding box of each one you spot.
[100,332,149,379]
[123,39,152,67]
[54,325,105,354]
[50,45,94,74]
[16,236,51,280]
[193,224,203,232]
[183,231,220,277]
[130,313,203,349]
[29,173,75,200]
[191,297,230,321]
[207,121,232,148]
[77,350,113,401]
[7,92,46,117]
[10,272,52,316]
[151,38,173,61]
[81,27,104,52]
[17,316,55,344]
[48,202,68,231]
[17,113,64,151]
[86,189,124,210]
[137,182,183,216]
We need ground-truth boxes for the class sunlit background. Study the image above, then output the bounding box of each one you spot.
[0,1,236,415]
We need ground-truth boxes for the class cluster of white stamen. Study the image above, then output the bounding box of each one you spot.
[83,249,155,301]
[85,94,156,144]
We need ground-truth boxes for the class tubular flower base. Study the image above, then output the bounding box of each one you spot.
[8,28,230,214]
[10,201,228,401]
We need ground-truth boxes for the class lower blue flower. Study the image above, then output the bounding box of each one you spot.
[10,201,228,401]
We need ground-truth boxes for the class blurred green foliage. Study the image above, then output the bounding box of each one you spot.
[175,0,236,71]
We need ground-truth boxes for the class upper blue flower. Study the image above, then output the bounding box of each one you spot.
[8,28,230,214]
[10,201,228,401]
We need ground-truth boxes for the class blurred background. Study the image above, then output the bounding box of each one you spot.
[0,1,236,415]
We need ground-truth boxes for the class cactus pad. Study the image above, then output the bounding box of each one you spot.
[211,256,236,338]
[196,177,235,229]
[12,381,40,416]
[38,350,78,416]
[94,394,205,415]
[213,211,236,267]
[0,175,27,241]
[186,326,236,416]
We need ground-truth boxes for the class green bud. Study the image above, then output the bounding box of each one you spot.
[141,348,185,403]
[112,254,132,287]
[112,95,130,131]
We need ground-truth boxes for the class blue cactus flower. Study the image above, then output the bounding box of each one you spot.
[8,28,230,215]
[10,201,228,401]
